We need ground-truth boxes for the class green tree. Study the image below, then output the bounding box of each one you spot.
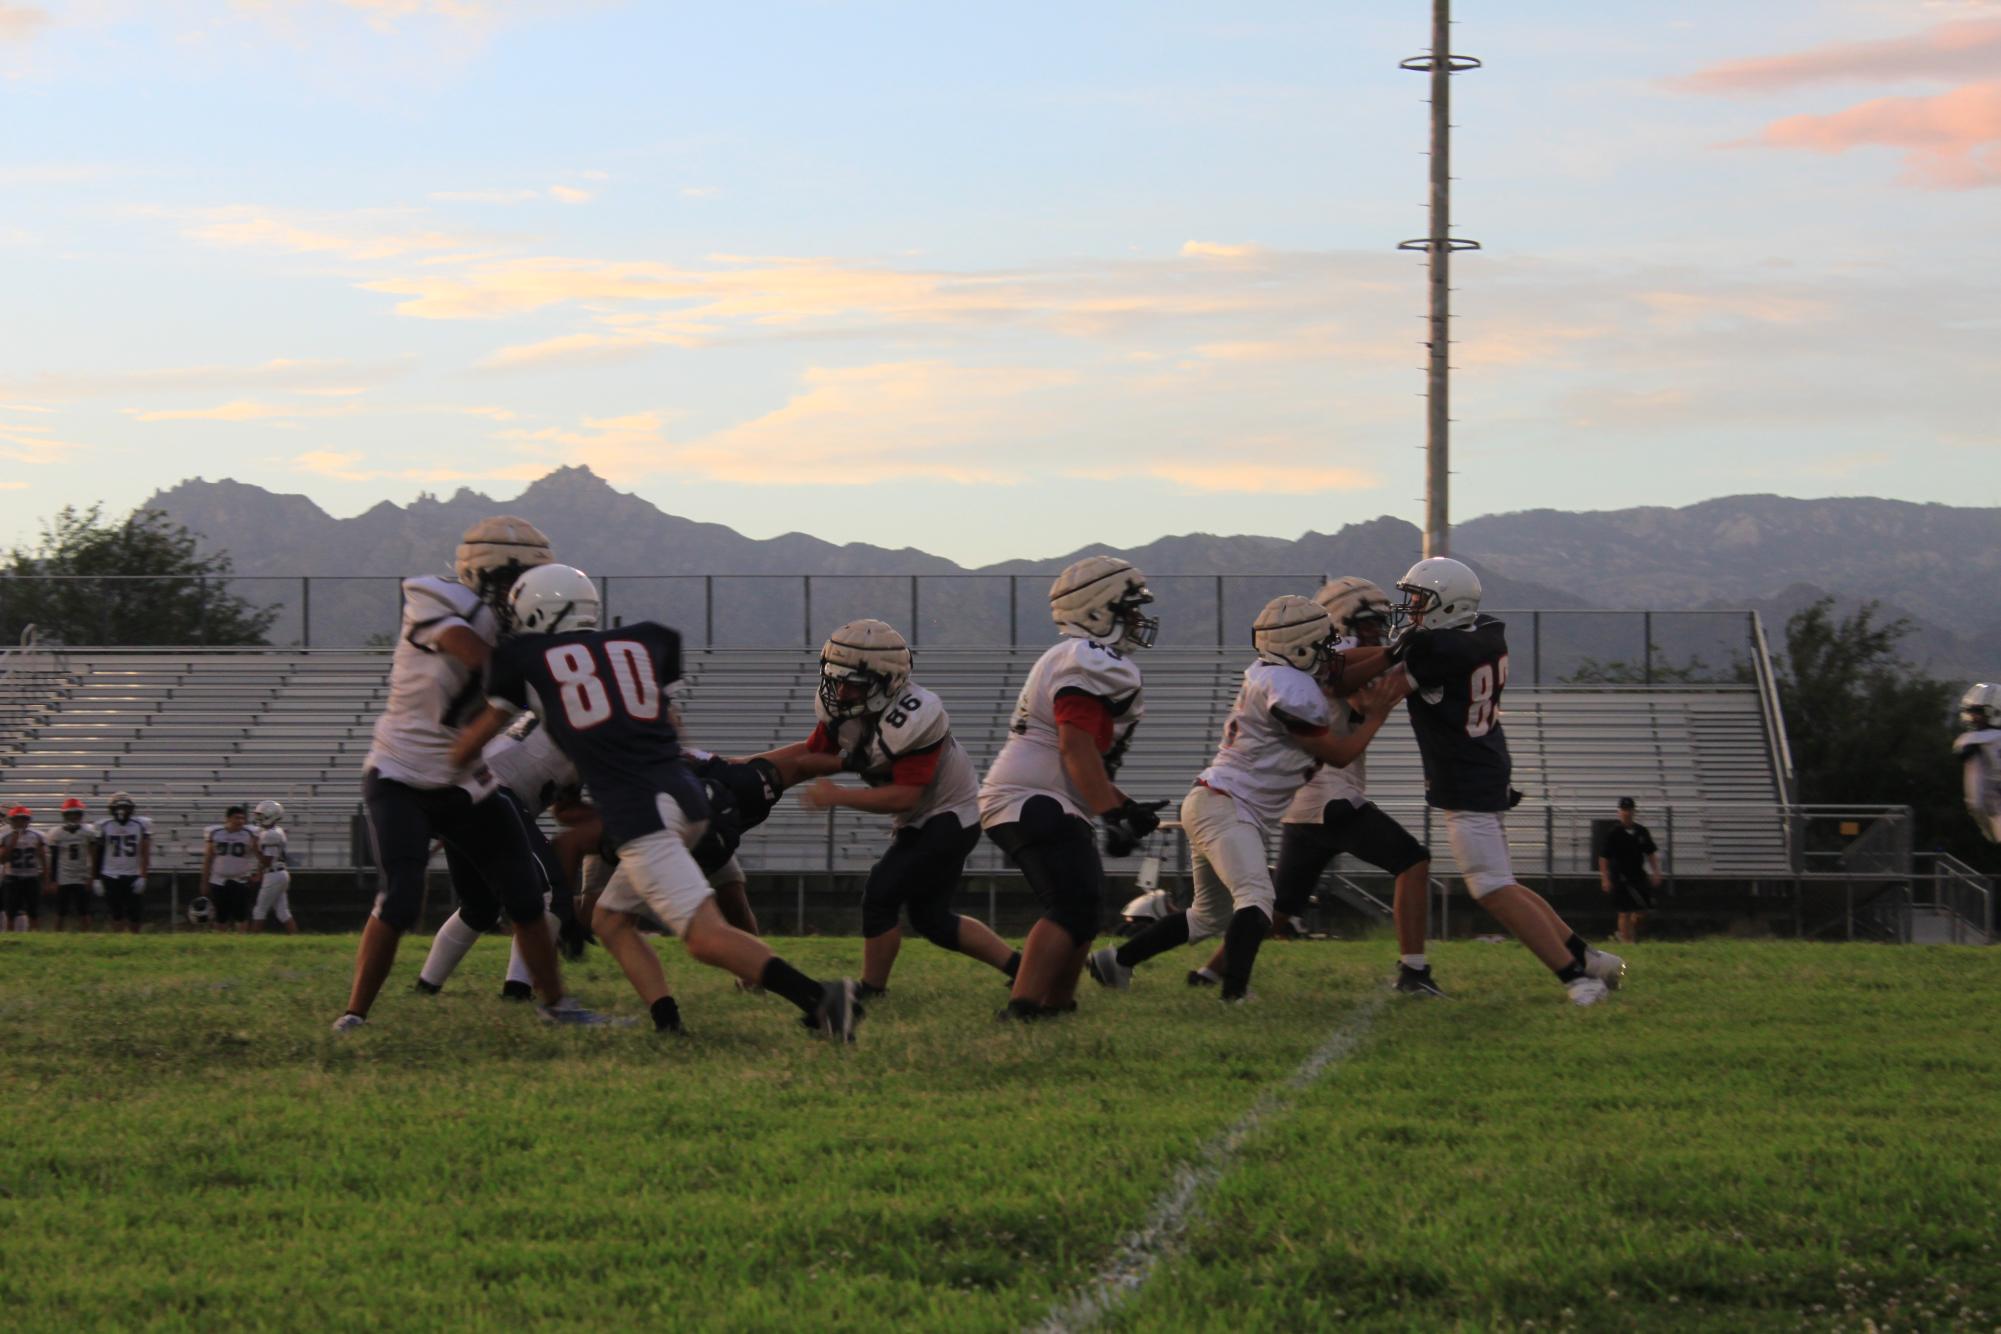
[1563,644,1748,685]
[1772,598,1981,863]
[0,505,277,646]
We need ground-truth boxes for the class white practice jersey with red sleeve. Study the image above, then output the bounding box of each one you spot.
[1957,728,2001,843]
[473,717,582,816]
[979,636,1145,826]
[1284,636,1369,821]
[362,576,501,789]
[806,680,980,830]
[1196,660,1332,830]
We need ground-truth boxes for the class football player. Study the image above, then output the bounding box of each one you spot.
[1956,683,2000,843]
[1188,578,1442,996]
[448,564,863,1042]
[980,556,1165,1020]
[334,516,595,1033]
[201,806,261,933]
[1089,596,1402,1002]
[1383,557,1624,1005]
[97,793,152,933]
[49,798,101,933]
[780,619,1020,999]
[248,800,297,934]
[2,806,48,932]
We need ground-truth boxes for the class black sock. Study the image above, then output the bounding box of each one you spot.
[1555,960,1585,984]
[1566,932,1589,966]
[759,958,825,1016]
[1220,907,1270,999]
[649,995,683,1033]
[1115,911,1191,969]
[1003,950,1022,980]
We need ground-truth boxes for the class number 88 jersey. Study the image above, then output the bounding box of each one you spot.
[1399,614,1513,813]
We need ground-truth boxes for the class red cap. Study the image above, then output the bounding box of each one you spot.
[61,797,86,813]
[7,806,30,819]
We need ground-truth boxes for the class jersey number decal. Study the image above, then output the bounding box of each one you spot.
[106,834,141,858]
[1466,654,1509,737]
[882,694,922,730]
[545,641,660,730]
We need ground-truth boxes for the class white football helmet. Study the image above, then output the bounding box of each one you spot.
[819,619,912,720]
[186,896,214,925]
[1395,557,1482,632]
[253,799,284,829]
[455,515,553,618]
[1316,576,1393,641]
[1253,595,1342,676]
[509,563,601,635]
[1051,555,1158,650]
[107,792,135,821]
[1962,682,2000,729]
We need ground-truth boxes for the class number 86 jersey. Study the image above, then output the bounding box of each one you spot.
[1398,613,1513,813]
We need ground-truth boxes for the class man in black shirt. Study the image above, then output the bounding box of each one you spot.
[1388,557,1627,1006]
[1598,797,1662,944]
[449,563,863,1042]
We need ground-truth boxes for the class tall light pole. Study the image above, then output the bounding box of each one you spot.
[1399,0,1480,559]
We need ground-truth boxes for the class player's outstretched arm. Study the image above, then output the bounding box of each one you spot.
[799,780,922,815]
[434,624,492,672]
[754,741,844,788]
[1331,646,1393,694]
[446,705,515,772]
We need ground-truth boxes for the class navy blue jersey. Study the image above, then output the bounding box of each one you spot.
[686,754,785,874]
[485,622,706,847]
[1399,614,1513,812]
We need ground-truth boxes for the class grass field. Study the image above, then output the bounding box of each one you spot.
[2,934,1997,1332]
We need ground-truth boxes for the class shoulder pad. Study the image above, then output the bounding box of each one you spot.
[1263,664,1331,725]
[1050,638,1143,699]
[879,685,950,755]
[404,575,480,622]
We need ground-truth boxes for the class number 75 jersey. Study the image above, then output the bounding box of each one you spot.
[1399,614,1513,813]
[485,621,702,847]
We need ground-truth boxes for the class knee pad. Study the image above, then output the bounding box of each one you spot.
[371,877,426,933]
[1045,890,1100,947]
[909,903,962,951]
[457,898,504,933]
[859,886,902,939]
[500,893,545,928]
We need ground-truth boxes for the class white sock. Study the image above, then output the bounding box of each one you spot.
[419,912,483,988]
[11,914,26,933]
[1401,953,1427,970]
[1195,966,1221,982]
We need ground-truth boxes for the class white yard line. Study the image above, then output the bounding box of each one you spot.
[1032,993,1389,1334]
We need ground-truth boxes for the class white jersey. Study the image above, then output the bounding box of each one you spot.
[50,823,99,886]
[1196,661,1332,831]
[99,816,152,877]
[206,825,261,884]
[2,827,47,879]
[258,826,290,871]
[362,576,501,789]
[475,718,582,815]
[980,636,1146,826]
[1956,729,2001,843]
[1285,639,1372,821]
[811,680,980,830]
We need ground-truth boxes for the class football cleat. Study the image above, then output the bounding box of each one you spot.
[1269,916,1312,941]
[1186,967,1220,987]
[808,979,863,1043]
[1220,990,1257,1006]
[500,980,534,1002]
[855,982,889,1001]
[1566,977,1610,1007]
[412,978,442,996]
[330,1013,366,1034]
[1584,947,1626,990]
[1087,946,1133,990]
[1394,964,1449,998]
[536,997,612,1026]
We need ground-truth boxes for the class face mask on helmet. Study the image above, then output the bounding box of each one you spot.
[818,663,896,720]
[1113,590,1160,650]
[1393,583,1441,629]
[110,803,134,821]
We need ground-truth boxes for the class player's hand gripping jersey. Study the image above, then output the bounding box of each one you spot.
[50,823,99,886]
[484,621,703,849]
[206,826,260,883]
[468,714,582,814]
[1956,727,2001,843]
[980,638,1145,826]
[98,816,151,877]
[1197,661,1332,829]
[364,576,503,787]
[1399,613,1513,812]
[806,681,980,830]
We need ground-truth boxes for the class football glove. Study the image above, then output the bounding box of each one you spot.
[558,913,594,961]
[1100,799,1167,858]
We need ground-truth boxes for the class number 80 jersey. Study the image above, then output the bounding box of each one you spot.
[1399,614,1513,813]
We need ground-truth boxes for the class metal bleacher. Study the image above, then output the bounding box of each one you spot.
[0,644,1793,881]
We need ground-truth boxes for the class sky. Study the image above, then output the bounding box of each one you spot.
[2,0,1999,565]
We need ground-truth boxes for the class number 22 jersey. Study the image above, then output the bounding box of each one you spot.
[485,621,704,848]
[1399,614,1512,812]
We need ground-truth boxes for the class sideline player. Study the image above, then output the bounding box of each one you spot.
[1386,557,1624,1006]
[448,563,863,1041]
[334,516,592,1032]
[1597,797,1663,944]
[249,800,298,934]
[1188,577,1442,996]
[779,619,1020,999]
[97,793,151,933]
[202,806,260,933]
[2,806,48,932]
[980,556,1165,1020]
[1089,596,1399,1002]
[1957,683,2000,843]
[49,798,101,933]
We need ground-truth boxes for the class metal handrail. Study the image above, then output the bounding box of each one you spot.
[1749,610,1796,806]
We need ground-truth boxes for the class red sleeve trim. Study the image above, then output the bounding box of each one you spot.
[1053,692,1115,753]
[890,750,942,787]
[805,722,839,755]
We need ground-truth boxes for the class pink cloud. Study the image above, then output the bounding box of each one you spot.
[1675,19,2001,94]
[1760,81,2001,187]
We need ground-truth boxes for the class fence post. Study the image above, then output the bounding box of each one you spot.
[169,871,179,929]
[600,575,611,629]
[803,576,812,647]
[704,575,715,647]
[1532,611,1542,686]
[1215,575,1226,647]
[910,575,919,645]
[301,577,311,649]
[1643,610,1654,685]
[1665,805,1675,889]
[197,576,208,646]
[1008,576,1018,645]
[1545,803,1555,891]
